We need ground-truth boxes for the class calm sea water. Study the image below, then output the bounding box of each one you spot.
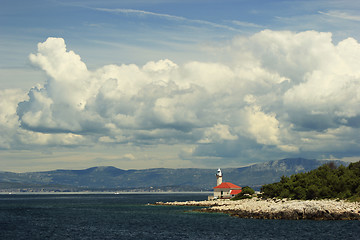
[0,193,359,240]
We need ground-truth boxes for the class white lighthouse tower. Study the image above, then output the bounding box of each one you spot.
[216,168,223,186]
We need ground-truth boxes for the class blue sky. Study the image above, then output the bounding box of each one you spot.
[1,0,360,172]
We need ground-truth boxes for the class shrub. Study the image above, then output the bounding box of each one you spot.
[232,186,255,200]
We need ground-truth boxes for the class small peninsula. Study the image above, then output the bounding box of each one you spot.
[155,161,360,220]
[155,198,360,220]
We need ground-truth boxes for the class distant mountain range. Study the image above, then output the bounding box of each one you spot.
[0,158,349,192]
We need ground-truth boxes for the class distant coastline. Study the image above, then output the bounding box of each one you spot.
[0,158,345,193]
[155,198,360,220]
[0,191,212,195]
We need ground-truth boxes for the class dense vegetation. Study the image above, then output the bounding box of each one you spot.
[260,161,360,201]
[232,186,255,200]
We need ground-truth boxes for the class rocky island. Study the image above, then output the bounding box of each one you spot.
[155,198,360,220]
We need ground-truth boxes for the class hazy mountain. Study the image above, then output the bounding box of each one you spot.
[0,158,349,192]
[221,158,348,189]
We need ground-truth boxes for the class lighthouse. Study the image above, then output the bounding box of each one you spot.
[212,168,242,199]
[216,168,223,186]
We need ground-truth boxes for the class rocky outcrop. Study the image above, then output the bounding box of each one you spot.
[155,198,360,220]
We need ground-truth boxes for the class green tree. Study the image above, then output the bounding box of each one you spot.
[306,185,319,199]
[241,186,255,195]
[232,186,255,200]
[279,188,290,198]
[294,186,306,200]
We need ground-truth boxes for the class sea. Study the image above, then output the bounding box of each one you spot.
[0,193,359,240]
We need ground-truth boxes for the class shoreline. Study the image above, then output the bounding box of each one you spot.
[155,198,360,220]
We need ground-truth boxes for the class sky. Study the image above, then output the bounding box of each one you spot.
[1,0,360,172]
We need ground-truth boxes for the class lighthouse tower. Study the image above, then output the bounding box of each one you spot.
[216,168,223,186]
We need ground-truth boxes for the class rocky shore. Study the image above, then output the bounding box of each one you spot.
[155,198,360,220]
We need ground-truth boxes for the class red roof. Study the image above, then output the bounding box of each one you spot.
[230,189,242,195]
[213,182,242,189]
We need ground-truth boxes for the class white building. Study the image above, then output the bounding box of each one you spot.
[213,168,242,199]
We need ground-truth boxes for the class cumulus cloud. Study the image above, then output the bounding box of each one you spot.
[0,88,86,150]
[243,103,281,145]
[0,89,27,149]
[199,124,238,144]
[3,30,360,163]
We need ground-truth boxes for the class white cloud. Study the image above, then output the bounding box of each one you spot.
[283,36,360,130]
[0,89,27,149]
[94,8,239,32]
[2,30,360,164]
[94,8,187,21]
[230,20,263,28]
[0,88,86,149]
[319,11,360,22]
[242,103,280,146]
[199,124,238,143]
[122,153,136,161]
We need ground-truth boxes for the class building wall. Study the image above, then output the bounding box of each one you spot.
[214,188,231,198]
